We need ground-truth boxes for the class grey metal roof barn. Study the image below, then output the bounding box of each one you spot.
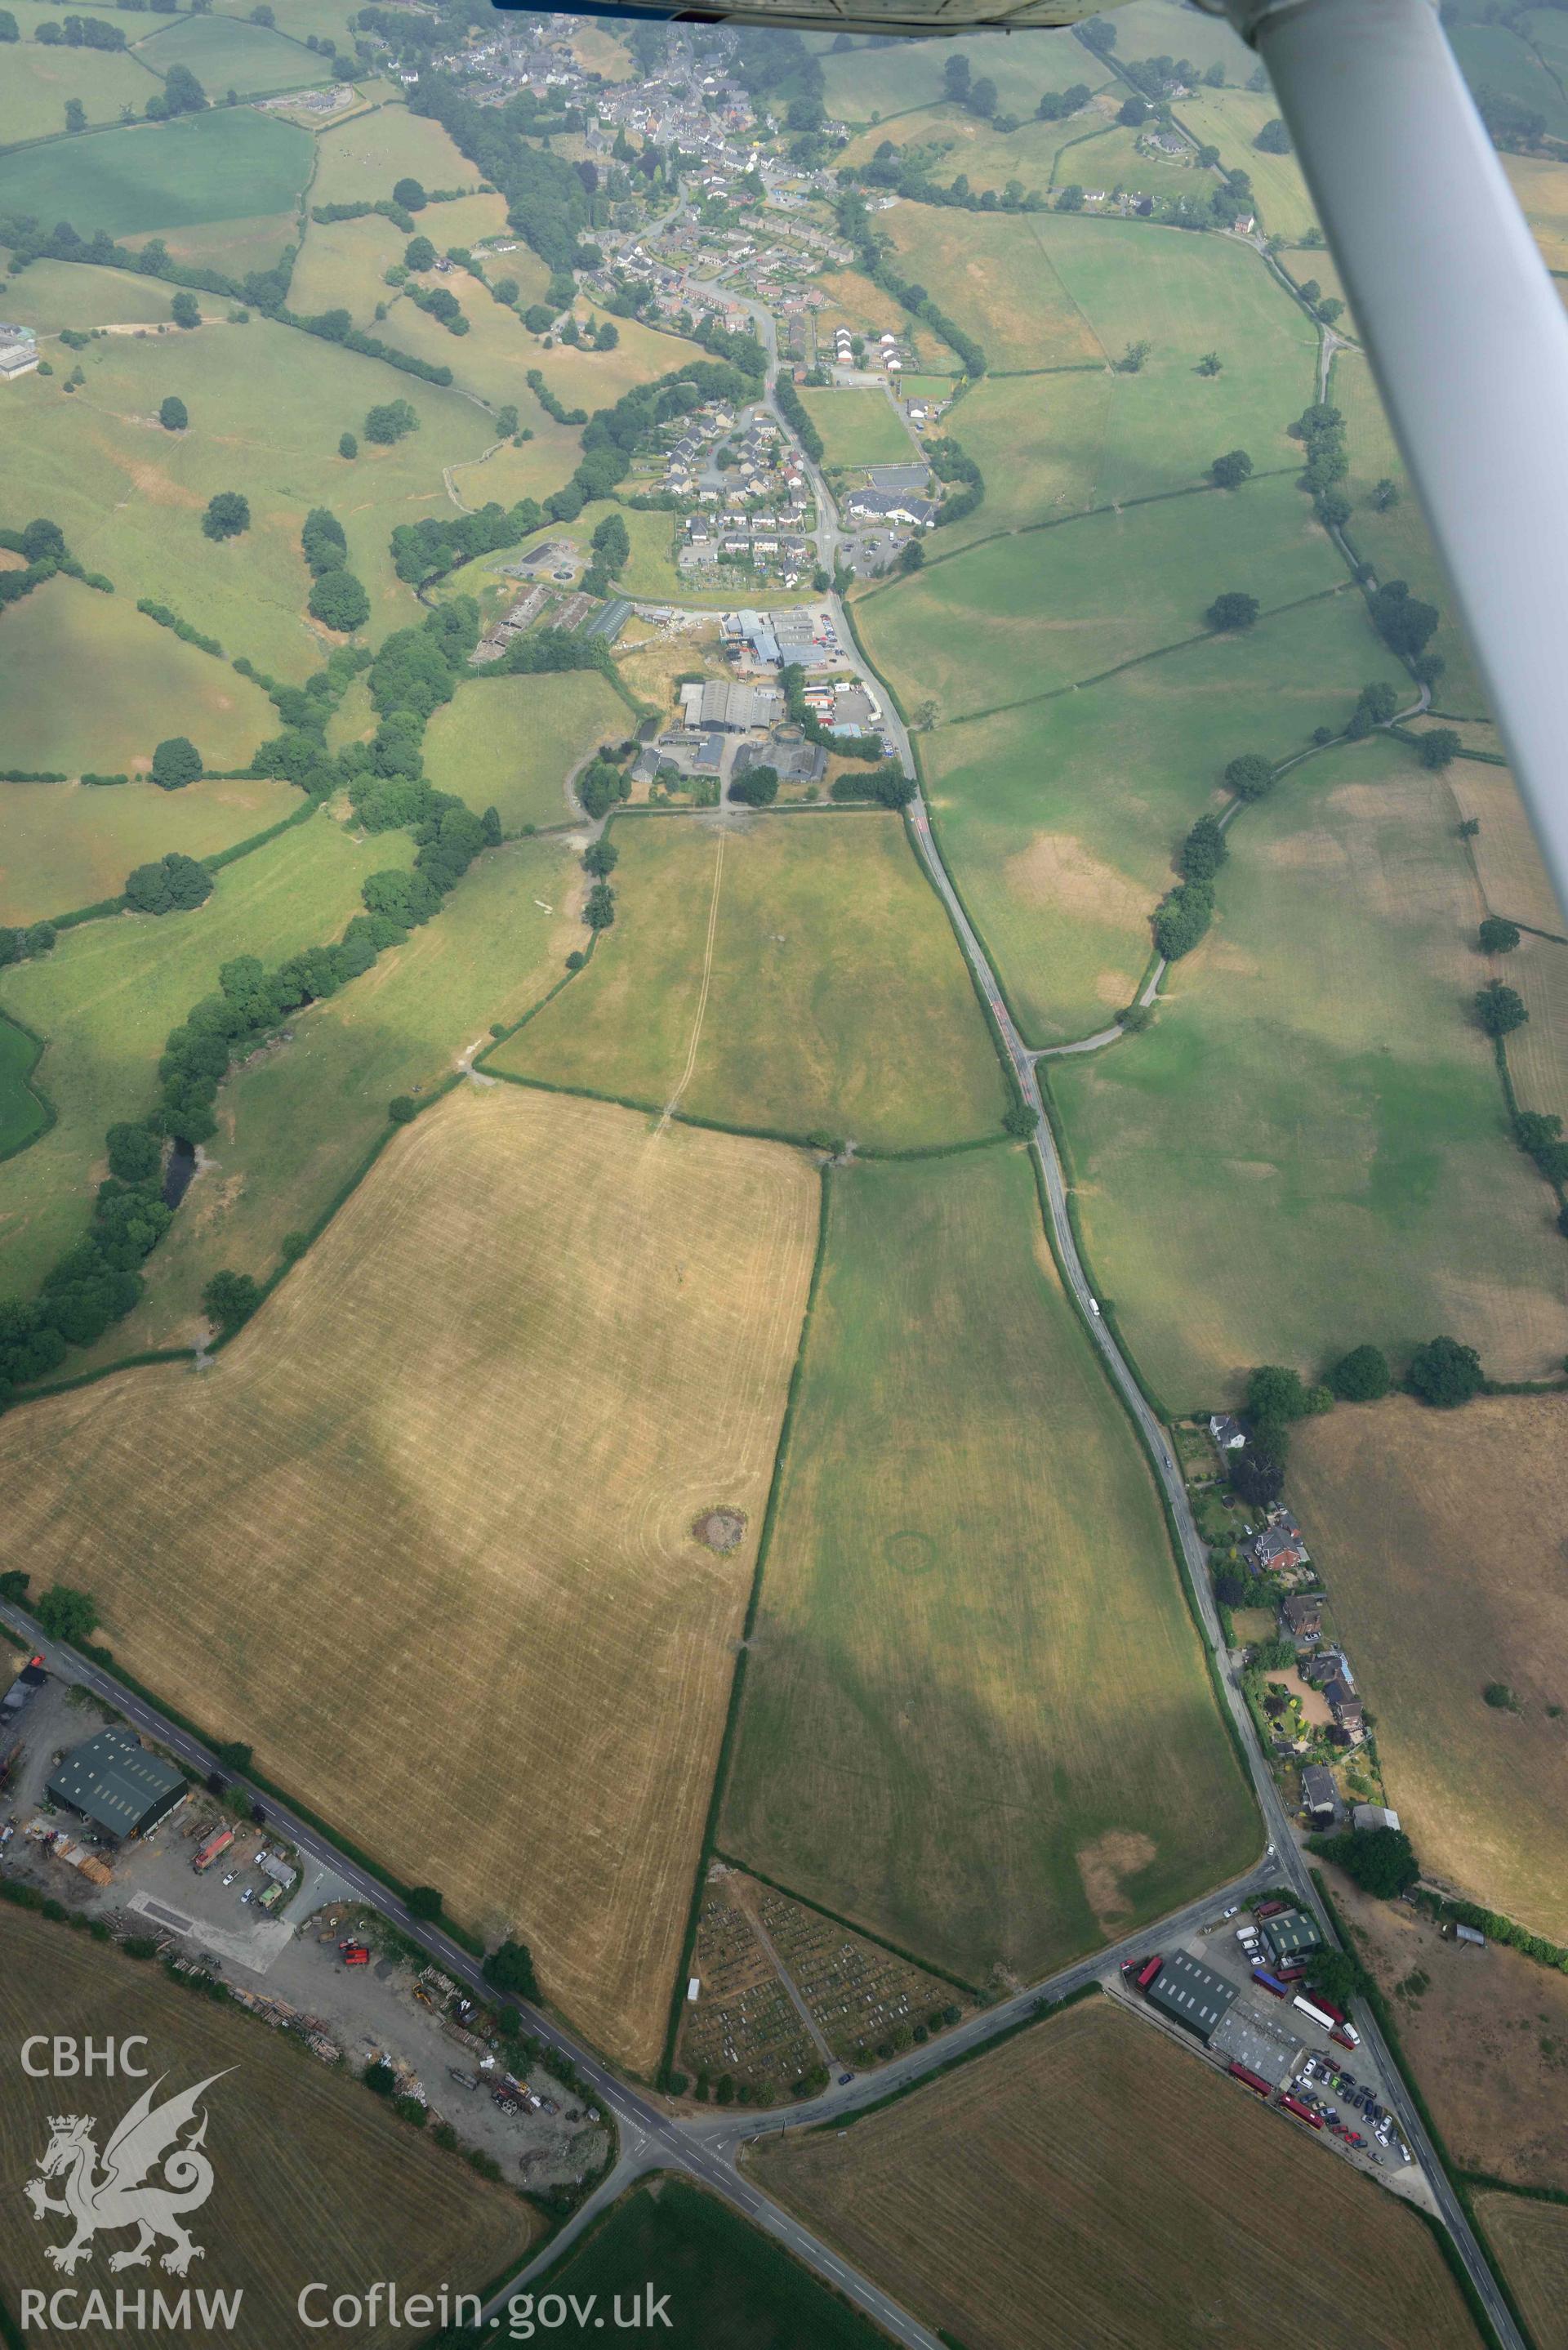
[1146,1950,1238,2040]
[47,1727,188,1842]
[1263,1910,1322,1964]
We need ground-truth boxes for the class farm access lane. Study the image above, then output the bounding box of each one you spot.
[2,1598,1269,2350]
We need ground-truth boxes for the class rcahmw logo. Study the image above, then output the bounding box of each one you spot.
[18,2036,242,2333]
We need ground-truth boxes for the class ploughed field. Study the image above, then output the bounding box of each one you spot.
[751,1995,1479,2350]
[0,1086,818,2072]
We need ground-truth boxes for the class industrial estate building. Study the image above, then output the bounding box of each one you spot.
[1144,1950,1238,2041]
[47,1727,188,1843]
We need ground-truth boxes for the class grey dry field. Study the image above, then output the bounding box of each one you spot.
[0,1086,819,2072]
[0,1907,535,2346]
[1293,1393,1568,1944]
[751,1995,1480,2350]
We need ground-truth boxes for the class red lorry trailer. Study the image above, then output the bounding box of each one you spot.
[193,1827,234,1873]
[1134,1955,1162,1991]
[1330,2024,1362,2049]
[1228,2062,1272,2098]
[1279,2094,1325,2129]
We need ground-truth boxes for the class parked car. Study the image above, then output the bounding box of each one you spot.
[221,1871,237,1885]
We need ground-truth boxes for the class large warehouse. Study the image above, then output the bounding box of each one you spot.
[1144,1951,1238,2041]
[47,1727,188,1843]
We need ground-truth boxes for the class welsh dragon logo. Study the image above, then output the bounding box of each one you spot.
[24,2071,232,2276]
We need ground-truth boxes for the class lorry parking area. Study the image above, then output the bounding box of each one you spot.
[1113,1893,1421,2195]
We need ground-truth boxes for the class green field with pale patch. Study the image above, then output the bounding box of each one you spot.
[1052,736,1568,1407]
[881,207,1314,515]
[0,814,411,1296]
[921,589,1407,1044]
[491,809,1009,1150]
[0,774,298,926]
[858,470,1343,724]
[724,1146,1255,1983]
[424,671,630,833]
[0,577,275,777]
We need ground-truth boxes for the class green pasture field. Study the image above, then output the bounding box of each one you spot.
[933,370,1111,546]
[1503,149,1568,270]
[0,774,298,927]
[286,208,403,324]
[1058,121,1211,202]
[836,102,1112,203]
[1173,91,1319,241]
[1051,734,1568,1407]
[133,13,319,97]
[76,835,582,1362]
[0,576,275,776]
[491,810,1009,1151]
[209,0,365,40]
[424,671,630,833]
[543,309,710,413]
[1521,2,1568,73]
[0,259,200,330]
[120,207,300,283]
[882,204,1106,371]
[858,470,1343,723]
[417,190,515,249]
[1109,0,1252,77]
[1332,349,1490,720]
[884,210,1314,497]
[1451,20,1568,139]
[814,28,1112,123]
[0,319,496,680]
[0,812,409,1297]
[375,270,552,412]
[920,589,1407,1045]
[309,103,481,210]
[0,45,156,147]
[0,107,311,236]
[543,2180,884,2350]
[0,1013,47,1160]
[723,1145,1254,1984]
[800,386,915,469]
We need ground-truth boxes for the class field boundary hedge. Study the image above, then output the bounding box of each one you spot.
[0,1007,57,1166]
[804,1981,1102,2133]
